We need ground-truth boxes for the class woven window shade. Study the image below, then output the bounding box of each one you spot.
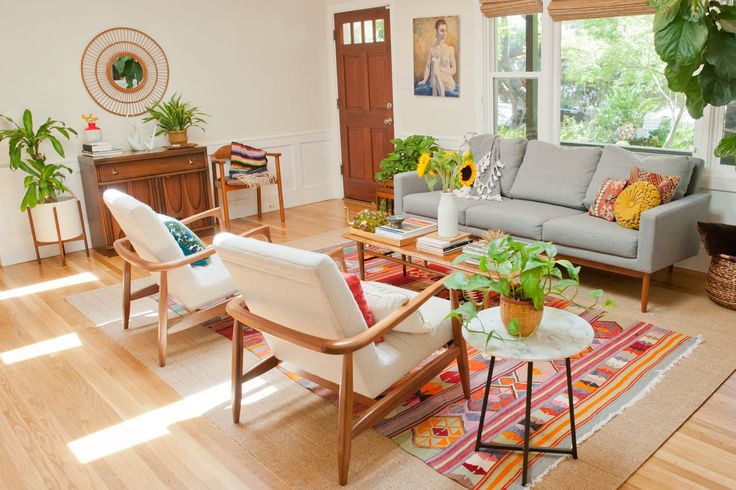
[548,0,654,21]
[479,0,543,18]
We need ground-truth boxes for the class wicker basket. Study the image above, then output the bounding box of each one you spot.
[705,253,736,310]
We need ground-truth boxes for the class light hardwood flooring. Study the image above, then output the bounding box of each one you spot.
[0,198,733,489]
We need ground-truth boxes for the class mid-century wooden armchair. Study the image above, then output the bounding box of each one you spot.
[214,233,471,485]
[210,145,286,227]
[103,189,272,367]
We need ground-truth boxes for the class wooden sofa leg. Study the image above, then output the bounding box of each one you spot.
[641,273,651,313]
[337,353,354,486]
[158,272,169,367]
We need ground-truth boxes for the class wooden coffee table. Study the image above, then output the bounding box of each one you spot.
[341,228,484,280]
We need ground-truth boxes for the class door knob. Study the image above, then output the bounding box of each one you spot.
[384,117,393,126]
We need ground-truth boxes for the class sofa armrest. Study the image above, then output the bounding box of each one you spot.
[394,171,430,215]
[637,193,711,272]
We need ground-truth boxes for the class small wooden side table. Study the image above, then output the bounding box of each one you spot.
[375,186,394,213]
[464,307,594,487]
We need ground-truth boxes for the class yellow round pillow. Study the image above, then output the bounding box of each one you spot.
[614,181,661,229]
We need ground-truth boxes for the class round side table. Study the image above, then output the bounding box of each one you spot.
[464,306,594,487]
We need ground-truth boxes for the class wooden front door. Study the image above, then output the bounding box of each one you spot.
[335,7,394,202]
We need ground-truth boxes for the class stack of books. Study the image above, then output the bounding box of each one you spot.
[82,142,123,157]
[370,217,437,246]
[416,231,472,255]
[461,240,490,265]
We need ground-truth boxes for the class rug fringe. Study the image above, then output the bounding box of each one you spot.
[528,335,702,488]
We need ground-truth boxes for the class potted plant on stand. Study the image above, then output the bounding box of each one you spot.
[0,109,88,265]
[445,235,613,339]
[416,149,477,237]
[143,93,208,146]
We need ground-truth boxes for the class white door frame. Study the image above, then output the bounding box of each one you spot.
[325,0,398,199]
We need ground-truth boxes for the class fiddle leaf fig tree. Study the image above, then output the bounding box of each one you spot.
[650,0,736,160]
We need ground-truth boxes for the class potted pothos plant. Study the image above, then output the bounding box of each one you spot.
[143,93,208,146]
[444,236,613,340]
[375,135,439,187]
[649,0,736,161]
[0,109,81,243]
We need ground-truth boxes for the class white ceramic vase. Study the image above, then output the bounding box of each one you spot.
[437,191,459,238]
[30,196,83,243]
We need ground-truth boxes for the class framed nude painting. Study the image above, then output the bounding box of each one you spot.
[413,16,459,97]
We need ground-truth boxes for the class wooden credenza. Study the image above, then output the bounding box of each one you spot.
[79,146,213,254]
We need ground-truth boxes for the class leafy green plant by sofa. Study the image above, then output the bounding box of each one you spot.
[143,93,208,135]
[0,109,77,211]
[375,135,439,184]
[649,0,736,159]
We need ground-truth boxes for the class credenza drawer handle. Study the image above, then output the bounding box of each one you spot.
[188,159,194,165]
[111,168,119,175]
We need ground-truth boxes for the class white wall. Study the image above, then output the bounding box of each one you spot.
[0,0,341,266]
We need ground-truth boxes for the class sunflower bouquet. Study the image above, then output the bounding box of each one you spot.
[417,150,477,192]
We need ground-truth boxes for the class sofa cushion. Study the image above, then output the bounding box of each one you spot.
[509,141,601,209]
[583,145,694,208]
[403,191,488,225]
[465,200,584,240]
[498,138,528,196]
[543,213,639,258]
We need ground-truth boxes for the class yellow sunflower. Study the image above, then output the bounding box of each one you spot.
[458,160,477,187]
[417,153,431,177]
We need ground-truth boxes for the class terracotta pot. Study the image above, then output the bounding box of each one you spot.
[499,296,543,337]
[167,130,188,145]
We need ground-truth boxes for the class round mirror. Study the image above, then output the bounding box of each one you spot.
[108,53,146,91]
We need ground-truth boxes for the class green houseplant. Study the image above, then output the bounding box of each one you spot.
[0,109,84,246]
[143,93,208,145]
[375,135,439,186]
[649,0,736,160]
[444,236,612,341]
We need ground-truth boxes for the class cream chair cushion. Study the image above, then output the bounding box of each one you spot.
[214,233,454,398]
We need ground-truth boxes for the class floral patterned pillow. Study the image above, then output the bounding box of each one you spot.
[628,166,680,204]
[588,178,628,221]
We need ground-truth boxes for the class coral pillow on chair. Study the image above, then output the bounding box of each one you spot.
[628,166,680,204]
[341,272,382,342]
[589,178,627,221]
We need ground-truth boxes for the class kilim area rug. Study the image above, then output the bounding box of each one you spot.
[213,247,699,489]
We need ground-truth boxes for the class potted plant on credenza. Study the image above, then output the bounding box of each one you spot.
[0,109,88,265]
[143,93,208,146]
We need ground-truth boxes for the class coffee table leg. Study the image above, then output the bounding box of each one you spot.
[401,254,407,276]
[522,361,534,487]
[474,356,495,451]
[357,242,365,280]
[566,357,578,459]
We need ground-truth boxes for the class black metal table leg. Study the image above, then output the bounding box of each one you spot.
[566,357,578,459]
[521,362,534,486]
[474,356,496,451]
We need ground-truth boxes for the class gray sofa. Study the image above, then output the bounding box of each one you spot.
[394,139,711,312]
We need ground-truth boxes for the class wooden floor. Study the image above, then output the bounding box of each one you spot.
[0,198,733,489]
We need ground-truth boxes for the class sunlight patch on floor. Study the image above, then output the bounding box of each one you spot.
[68,377,276,463]
[0,272,98,301]
[1,333,83,365]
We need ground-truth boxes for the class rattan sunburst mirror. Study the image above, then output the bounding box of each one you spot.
[81,27,169,116]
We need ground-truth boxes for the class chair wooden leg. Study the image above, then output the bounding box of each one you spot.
[122,261,132,330]
[451,290,471,400]
[337,353,354,486]
[232,319,244,423]
[641,273,651,313]
[274,155,285,222]
[256,187,262,218]
[158,272,169,367]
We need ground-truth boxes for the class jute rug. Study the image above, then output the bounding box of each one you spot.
[66,244,736,489]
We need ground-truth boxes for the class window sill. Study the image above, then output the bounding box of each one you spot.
[560,140,693,157]
[700,173,736,193]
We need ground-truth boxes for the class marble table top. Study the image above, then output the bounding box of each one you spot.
[463,306,594,362]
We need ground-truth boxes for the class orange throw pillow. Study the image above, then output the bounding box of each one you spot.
[341,272,382,342]
[628,166,680,204]
[589,178,627,221]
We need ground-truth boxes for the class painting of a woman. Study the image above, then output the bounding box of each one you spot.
[414,16,459,97]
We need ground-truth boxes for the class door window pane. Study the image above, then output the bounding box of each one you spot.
[560,16,694,150]
[494,78,538,140]
[353,22,363,44]
[495,15,541,72]
[376,19,385,42]
[721,102,736,166]
[342,23,351,45]
[364,20,374,43]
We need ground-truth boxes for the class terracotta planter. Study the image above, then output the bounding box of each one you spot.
[167,130,188,145]
[499,296,543,337]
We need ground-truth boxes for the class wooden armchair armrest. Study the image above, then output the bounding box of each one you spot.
[237,225,272,243]
[226,279,448,355]
[265,152,281,157]
[113,237,217,273]
[180,207,225,228]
